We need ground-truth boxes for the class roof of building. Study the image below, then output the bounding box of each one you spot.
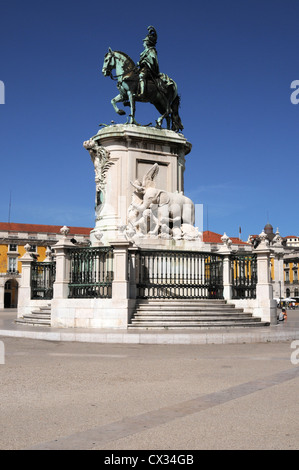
[284,235,298,239]
[0,222,91,236]
[203,230,248,245]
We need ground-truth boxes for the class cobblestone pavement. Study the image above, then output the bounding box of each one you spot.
[0,330,298,450]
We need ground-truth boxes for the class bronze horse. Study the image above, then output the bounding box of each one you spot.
[102,48,183,132]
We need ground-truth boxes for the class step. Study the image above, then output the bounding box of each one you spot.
[23,314,51,321]
[137,299,228,305]
[131,315,258,322]
[129,299,267,329]
[31,310,51,316]
[15,304,52,327]
[128,321,269,330]
[128,321,270,329]
[135,306,243,315]
[15,317,51,326]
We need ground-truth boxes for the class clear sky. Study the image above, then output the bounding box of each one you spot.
[0,0,298,240]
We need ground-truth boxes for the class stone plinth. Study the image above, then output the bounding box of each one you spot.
[84,124,192,246]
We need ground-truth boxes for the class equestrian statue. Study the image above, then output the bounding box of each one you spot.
[102,26,183,132]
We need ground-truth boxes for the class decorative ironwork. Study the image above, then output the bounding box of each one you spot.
[68,247,113,298]
[31,262,56,300]
[135,250,224,299]
[231,253,257,299]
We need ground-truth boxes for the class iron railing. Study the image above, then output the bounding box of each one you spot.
[231,253,257,299]
[68,246,113,298]
[135,250,224,299]
[31,262,56,299]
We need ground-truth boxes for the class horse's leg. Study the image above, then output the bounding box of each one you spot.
[156,106,170,129]
[154,92,171,129]
[127,90,138,125]
[111,94,126,116]
[170,95,184,132]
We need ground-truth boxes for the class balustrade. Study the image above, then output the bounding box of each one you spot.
[31,262,56,300]
[68,247,113,298]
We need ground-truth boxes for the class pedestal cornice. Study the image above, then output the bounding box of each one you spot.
[92,124,192,156]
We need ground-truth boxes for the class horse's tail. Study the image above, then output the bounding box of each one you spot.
[171,95,184,132]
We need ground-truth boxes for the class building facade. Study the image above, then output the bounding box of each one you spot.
[0,223,91,308]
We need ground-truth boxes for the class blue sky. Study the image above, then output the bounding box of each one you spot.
[0,0,298,240]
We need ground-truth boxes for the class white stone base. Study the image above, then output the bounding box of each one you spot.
[228,298,277,325]
[51,298,136,329]
[131,236,210,251]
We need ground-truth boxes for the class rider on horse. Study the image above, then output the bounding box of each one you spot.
[135,26,160,100]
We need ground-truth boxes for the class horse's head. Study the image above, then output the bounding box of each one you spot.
[102,47,115,77]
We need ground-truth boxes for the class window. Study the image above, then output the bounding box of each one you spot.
[29,245,37,252]
[294,271,298,282]
[8,257,17,273]
[285,271,290,282]
[9,244,17,252]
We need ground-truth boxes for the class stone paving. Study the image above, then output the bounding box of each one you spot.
[1,309,299,450]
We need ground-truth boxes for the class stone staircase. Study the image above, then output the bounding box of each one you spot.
[15,304,51,327]
[128,299,270,329]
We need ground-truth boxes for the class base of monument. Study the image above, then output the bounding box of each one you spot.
[51,298,136,329]
[85,124,194,247]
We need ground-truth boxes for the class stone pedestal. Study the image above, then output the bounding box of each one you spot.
[254,234,277,324]
[84,124,192,246]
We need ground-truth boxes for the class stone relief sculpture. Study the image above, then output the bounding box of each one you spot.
[83,138,114,221]
[126,163,201,241]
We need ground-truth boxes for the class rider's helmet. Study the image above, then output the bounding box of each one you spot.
[143,26,157,47]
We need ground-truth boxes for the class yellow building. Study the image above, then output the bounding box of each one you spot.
[0,222,91,308]
[284,255,299,299]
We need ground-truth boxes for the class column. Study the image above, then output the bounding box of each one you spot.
[52,226,74,300]
[17,244,34,317]
[110,239,132,300]
[254,231,277,324]
[219,233,233,300]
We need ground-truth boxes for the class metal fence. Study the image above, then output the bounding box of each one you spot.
[29,247,257,302]
[135,250,224,299]
[31,262,56,300]
[231,253,257,299]
[68,247,113,298]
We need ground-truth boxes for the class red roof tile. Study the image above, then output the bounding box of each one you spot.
[203,230,248,245]
[0,222,92,236]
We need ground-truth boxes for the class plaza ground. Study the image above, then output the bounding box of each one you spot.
[0,309,299,450]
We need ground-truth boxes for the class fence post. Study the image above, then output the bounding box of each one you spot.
[128,246,138,299]
[52,226,74,299]
[110,239,132,300]
[17,244,35,318]
[271,247,285,302]
[254,231,277,324]
[219,233,233,301]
